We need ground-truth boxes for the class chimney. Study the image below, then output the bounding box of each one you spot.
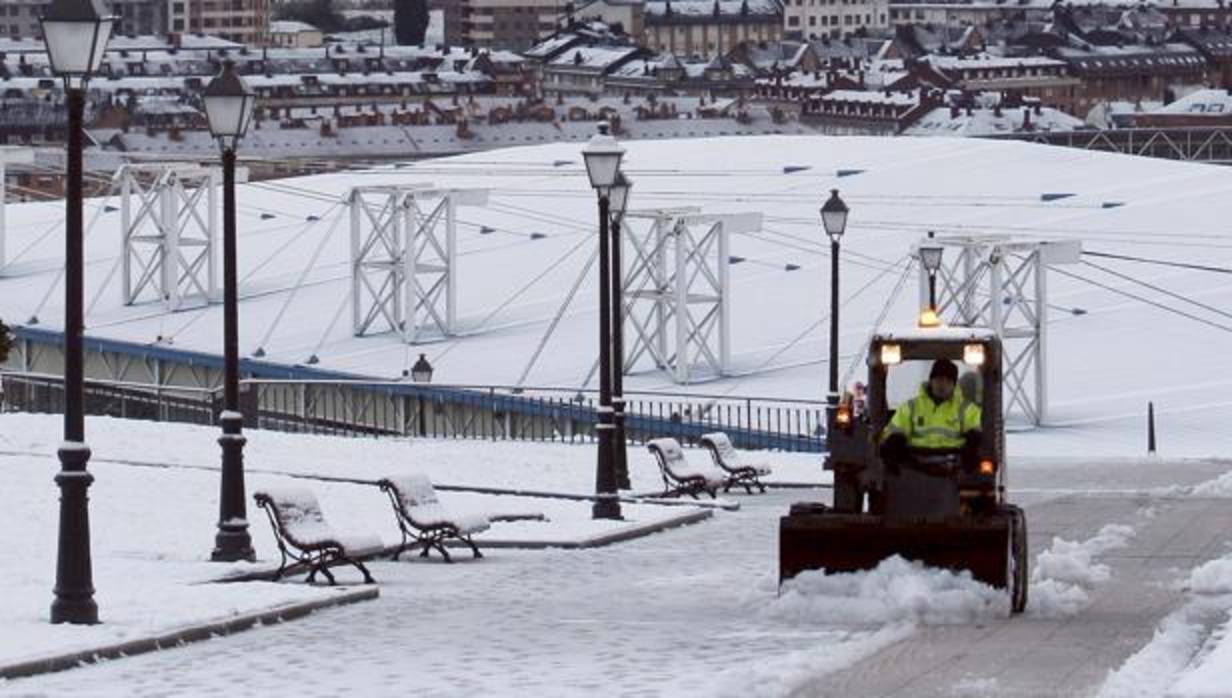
[1023,107,1032,130]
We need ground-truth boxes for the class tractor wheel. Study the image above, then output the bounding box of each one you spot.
[1005,504,1029,614]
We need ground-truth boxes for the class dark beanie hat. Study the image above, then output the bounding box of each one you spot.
[930,359,958,381]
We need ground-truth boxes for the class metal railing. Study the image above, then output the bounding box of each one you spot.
[1,372,827,452]
[987,126,1232,164]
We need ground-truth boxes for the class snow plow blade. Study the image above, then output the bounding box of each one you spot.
[779,507,1014,591]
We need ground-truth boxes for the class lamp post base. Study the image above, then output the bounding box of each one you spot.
[211,412,255,562]
[591,423,623,520]
[591,493,623,520]
[51,442,98,625]
[612,398,630,490]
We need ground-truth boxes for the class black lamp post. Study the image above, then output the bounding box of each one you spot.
[820,189,848,407]
[608,170,632,491]
[411,353,432,438]
[919,241,944,311]
[582,123,624,520]
[204,60,256,563]
[43,0,114,626]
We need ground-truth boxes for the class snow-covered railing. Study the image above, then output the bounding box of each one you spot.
[985,125,1232,164]
[0,371,827,453]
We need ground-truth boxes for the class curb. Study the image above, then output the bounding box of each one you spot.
[218,506,715,582]
[471,507,714,550]
[0,586,379,682]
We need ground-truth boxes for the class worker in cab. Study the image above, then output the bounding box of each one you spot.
[880,359,981,466]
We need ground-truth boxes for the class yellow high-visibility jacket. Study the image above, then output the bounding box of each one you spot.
[881,383,981,450]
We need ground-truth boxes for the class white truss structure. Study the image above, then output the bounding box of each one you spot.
[349,185,488,343]
[119,163,225,311]
[622,209,762,384]
[919,235,1082,425]
[0,146,34,276]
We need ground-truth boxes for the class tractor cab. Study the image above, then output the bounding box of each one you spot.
[829,328,1005,519]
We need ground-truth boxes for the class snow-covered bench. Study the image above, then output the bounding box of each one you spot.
[253,487,380,585]
[700,431,771,494]
[646,437,727,499]
[377,474,491,563]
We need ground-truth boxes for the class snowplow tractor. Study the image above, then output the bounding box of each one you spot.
[779,330,1028,614]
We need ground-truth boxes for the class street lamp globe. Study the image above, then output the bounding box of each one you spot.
[40,0,115,87]
[581,123,624,193]
[919,244,945,275]
[609,170,633,219]
[411,353,434,383]
[203,61,256,150]
[820,188,849,242]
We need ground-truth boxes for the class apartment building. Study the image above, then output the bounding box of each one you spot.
[784,0,889,40]
[643,0,784,60]
[455,0,573,50]
[0,0,167,39]
[168,0,271,46]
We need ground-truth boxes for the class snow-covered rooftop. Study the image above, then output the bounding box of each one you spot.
[921,54,1067,71]
[904,105,1083,136]
[1153,88,1232,116]
[270,21,323,35]
[2,136,1230,445]
[548,46,642,69]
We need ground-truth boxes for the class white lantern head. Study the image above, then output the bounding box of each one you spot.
[203,60,256,149]
[411,353,434,383]
[919,243,944,274]
[40,0,115,88]
[820,188,849,241]
[609,170,633,219]
[581,122,624,193]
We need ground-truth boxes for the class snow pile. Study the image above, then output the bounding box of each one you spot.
[1190,471,1232,497]
[1097,606,1216,698]
[1187,558,1232,595]
[1171,613,1232,698]
[771,556,1010,626]
[1030,524,1135,617]
[1099,554,1232,698]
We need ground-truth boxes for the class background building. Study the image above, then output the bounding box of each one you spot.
[1,0,168,39]
[784,0,889,40]
[454,0,573,50]
[168,0,271,45]
[643,0,784,59]
[269,19,324,48]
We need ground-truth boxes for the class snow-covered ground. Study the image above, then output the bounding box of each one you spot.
[3,413,1232,696]
[0,413,817,671]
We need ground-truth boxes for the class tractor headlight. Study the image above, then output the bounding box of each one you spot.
[879,343,902,366]
[963,343,986,367]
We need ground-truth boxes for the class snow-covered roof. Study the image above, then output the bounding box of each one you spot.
[821,90,920,107]
[270,21,323,35]
[548,46,641,70]
[644,0,783,19]
[1153,88,1232,116]
[921,54,1066,72]
[3,134,1231,450]
[904,105,1083,136]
